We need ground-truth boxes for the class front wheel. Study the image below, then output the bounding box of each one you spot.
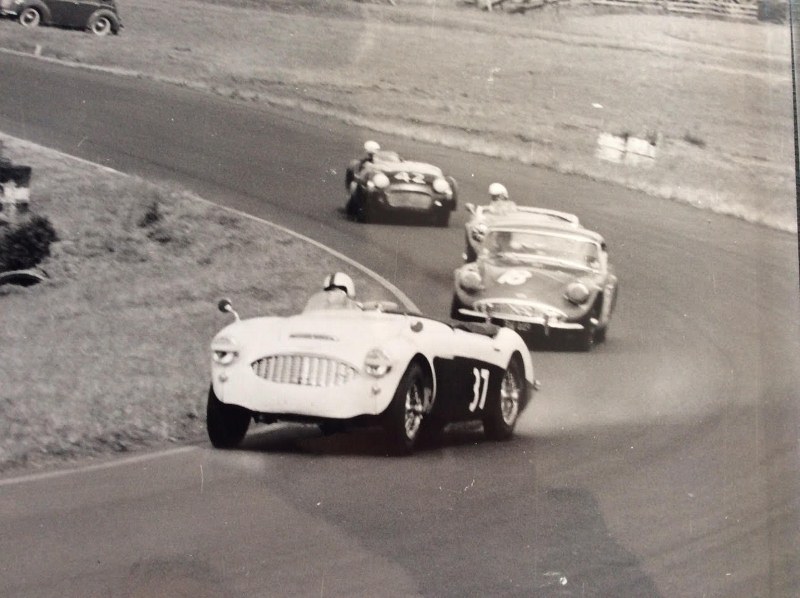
[450,294,465,320]
[87,11,114,36]
[433,209,450,228]
[577,323,597,352]
[383,361,432,455]
[206,385,251,448]
[483,355,526,441]
[19,7,41,28]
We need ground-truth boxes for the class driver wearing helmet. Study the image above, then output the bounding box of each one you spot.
[303,272,361,312]
[484,182,517,215]
[358,140,381,171]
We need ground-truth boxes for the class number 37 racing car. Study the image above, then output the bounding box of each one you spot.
[207,294,538,454]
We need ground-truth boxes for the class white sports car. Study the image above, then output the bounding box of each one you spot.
[207,297,538,454]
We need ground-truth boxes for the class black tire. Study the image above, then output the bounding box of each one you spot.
[206,385,251,448]
[19,7,40,28]
[595,325,607,344]
[418,415,446,447]
[446,176,459,204]
[345,188,359,220]
[383,361,432,455]
[463,230,478,262]
[483,355,526,441]
[577,323,597,352]
[433,208,450,228]
[450,294,465,320]
[87,10,115,36]
[318,420,345,436]
[345,167,355,189]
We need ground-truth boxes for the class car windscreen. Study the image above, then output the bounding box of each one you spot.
[485,230,600,270]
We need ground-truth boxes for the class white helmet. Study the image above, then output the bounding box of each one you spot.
[363,140,381,155]
[323,272,355,299]
[488,182,509,201]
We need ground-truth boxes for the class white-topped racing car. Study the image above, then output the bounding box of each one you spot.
[207,273,538,454]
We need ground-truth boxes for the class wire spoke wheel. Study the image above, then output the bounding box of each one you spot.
[484,355,526,441]
[404,379,426,440]
[385,361,432,454]
[499,366,521,426]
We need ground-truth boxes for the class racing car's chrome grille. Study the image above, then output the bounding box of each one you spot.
[251,355,357,387]
[473,300,546,319]
[386,191,432,210]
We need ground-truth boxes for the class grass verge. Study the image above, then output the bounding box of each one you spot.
[0,134,396,473]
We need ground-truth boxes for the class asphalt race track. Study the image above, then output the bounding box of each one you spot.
[1,52,799,597]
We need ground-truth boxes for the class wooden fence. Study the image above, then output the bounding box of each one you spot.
[592,0,758,19]
[462,0,764,20]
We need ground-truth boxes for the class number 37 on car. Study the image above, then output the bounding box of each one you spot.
[207,297,539,454]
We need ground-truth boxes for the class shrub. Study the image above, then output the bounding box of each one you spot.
[0,215,59,272]
[137,199,162,228]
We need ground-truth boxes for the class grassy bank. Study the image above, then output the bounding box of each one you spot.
[0,134,395,473]
[0,0,794,231]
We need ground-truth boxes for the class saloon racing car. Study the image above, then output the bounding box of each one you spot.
[345,142,457,227]
[207,292,537,454]
[463,202,582,262]
[452,219,618,351]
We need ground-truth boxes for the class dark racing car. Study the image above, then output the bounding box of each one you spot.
[451,221,618,351]
[345,142,457,227]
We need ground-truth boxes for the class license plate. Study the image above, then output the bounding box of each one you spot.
[506,321,531,332]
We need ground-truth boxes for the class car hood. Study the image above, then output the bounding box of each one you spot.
[213,310,419,366]
[474,259,603,315]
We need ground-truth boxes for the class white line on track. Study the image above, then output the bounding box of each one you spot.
[0,446,200,487]
[2,134,418,311]
[0,134,419,484]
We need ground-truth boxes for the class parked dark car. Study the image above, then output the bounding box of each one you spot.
[0,0,121,35]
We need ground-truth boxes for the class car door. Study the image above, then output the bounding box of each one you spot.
[429,325,506,423]
[48,0,95,27]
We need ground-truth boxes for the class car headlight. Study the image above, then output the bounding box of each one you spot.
[364,348,392,377]
[565,282,591,305]
[471,223,488,243]
[372,172,390,189]
[432,177,451,195]
[211,336,239,365]
[459,269,483,292]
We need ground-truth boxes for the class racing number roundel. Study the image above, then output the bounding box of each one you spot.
[497,269,531,286]
[394,172,426,184]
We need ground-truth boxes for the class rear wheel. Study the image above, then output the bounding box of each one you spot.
[383,361,432,455]
[483,355,526,441]
[87,11,114,36]
[206,385,251,448]
[19,7,40,28]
